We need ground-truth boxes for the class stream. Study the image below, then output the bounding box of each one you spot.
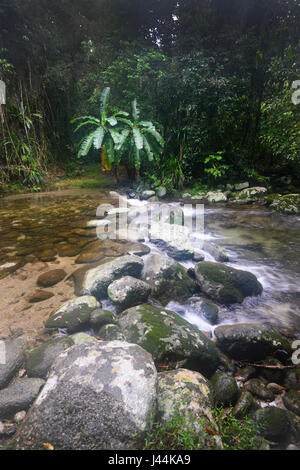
[0,188,299,341]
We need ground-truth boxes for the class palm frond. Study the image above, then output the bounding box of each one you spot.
[142,135,154,161]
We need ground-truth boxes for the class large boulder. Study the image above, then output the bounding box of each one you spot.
[194,261,263,305]
[75,255,144,299]
[214,323,292,361]
[26,336,74,379]
[149,222,194,260]
[13,341,157,450]
[142,254,196,305]
[107,276,151,311]
[0,338,25,389]
[118,304,220,377]
[0,378,45,419]
[44,295,100,333]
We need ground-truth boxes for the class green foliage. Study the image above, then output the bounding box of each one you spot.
[204,151,229,180]
[143,406,270,451]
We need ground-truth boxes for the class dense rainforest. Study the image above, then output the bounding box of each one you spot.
[0,0,299,190]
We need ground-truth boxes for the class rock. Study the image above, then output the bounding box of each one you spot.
[195,262,263,305]
[14,410,26,423]
[13,341,157,450]
[206,191,227,203]
[238,187,267,200]
[254,407,292,443]
[28,289,54,303]
[141,190,156,200]
[157,368,221,446]
[149,223,194,260]
[0,338,25,389]
[202,242,229,262]
[210,372,239,406]
[157,187,167,198]
[71,333,98,345]
[37,269,66,287]
[109,191,121,198]
[76,255,144,299]
[236,366,256,382]
[188,298,219,325]
[234,182,249,191]
[118,304,220,377]
[214,323,292,361]
[142,254,196,305]
[75,240,132,264]
[270,194,300,214]
[193,251,205,262]
[284,371,300,391]
[97,324,125,341]
[232,391,254,418]
[260,357,283,383]
[44,295,100,333]
[244,378,274,401]
[26,336,74,379]
[283,390,300,417]
[90,309,117,329]
[182,193,192,199]
[126,242,150,257]
[266,383,285,395]
[0,378,45,419]
[108,276,151,311]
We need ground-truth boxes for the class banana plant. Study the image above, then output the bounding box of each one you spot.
[117,99,164,180]
[70,87,128,165]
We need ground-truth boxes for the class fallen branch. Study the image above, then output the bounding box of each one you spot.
[236,360,300,371]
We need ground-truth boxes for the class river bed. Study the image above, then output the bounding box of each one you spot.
[0,188,299,344]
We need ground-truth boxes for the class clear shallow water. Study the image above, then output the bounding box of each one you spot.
[0,189,299,338]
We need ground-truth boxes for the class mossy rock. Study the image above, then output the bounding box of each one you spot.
[107,276,151,311]
[210,372,239,406]
[214,323,292,361]
[254,407,292,443]
[232,391,255,419]
[44,295,100,333]
[90,309,117,330]
[142,254,197,306]
[195,261,263,305]
[97,324,125,341]
[118,303,220,378]
[283,390,300,417]
[26,336,74,379]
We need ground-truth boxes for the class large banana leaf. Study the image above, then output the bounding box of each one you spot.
[100,87,110,118]
[93,127,105,149]
[132,127,143,150]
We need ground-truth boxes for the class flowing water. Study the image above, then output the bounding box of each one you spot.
[0,189,299,340]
